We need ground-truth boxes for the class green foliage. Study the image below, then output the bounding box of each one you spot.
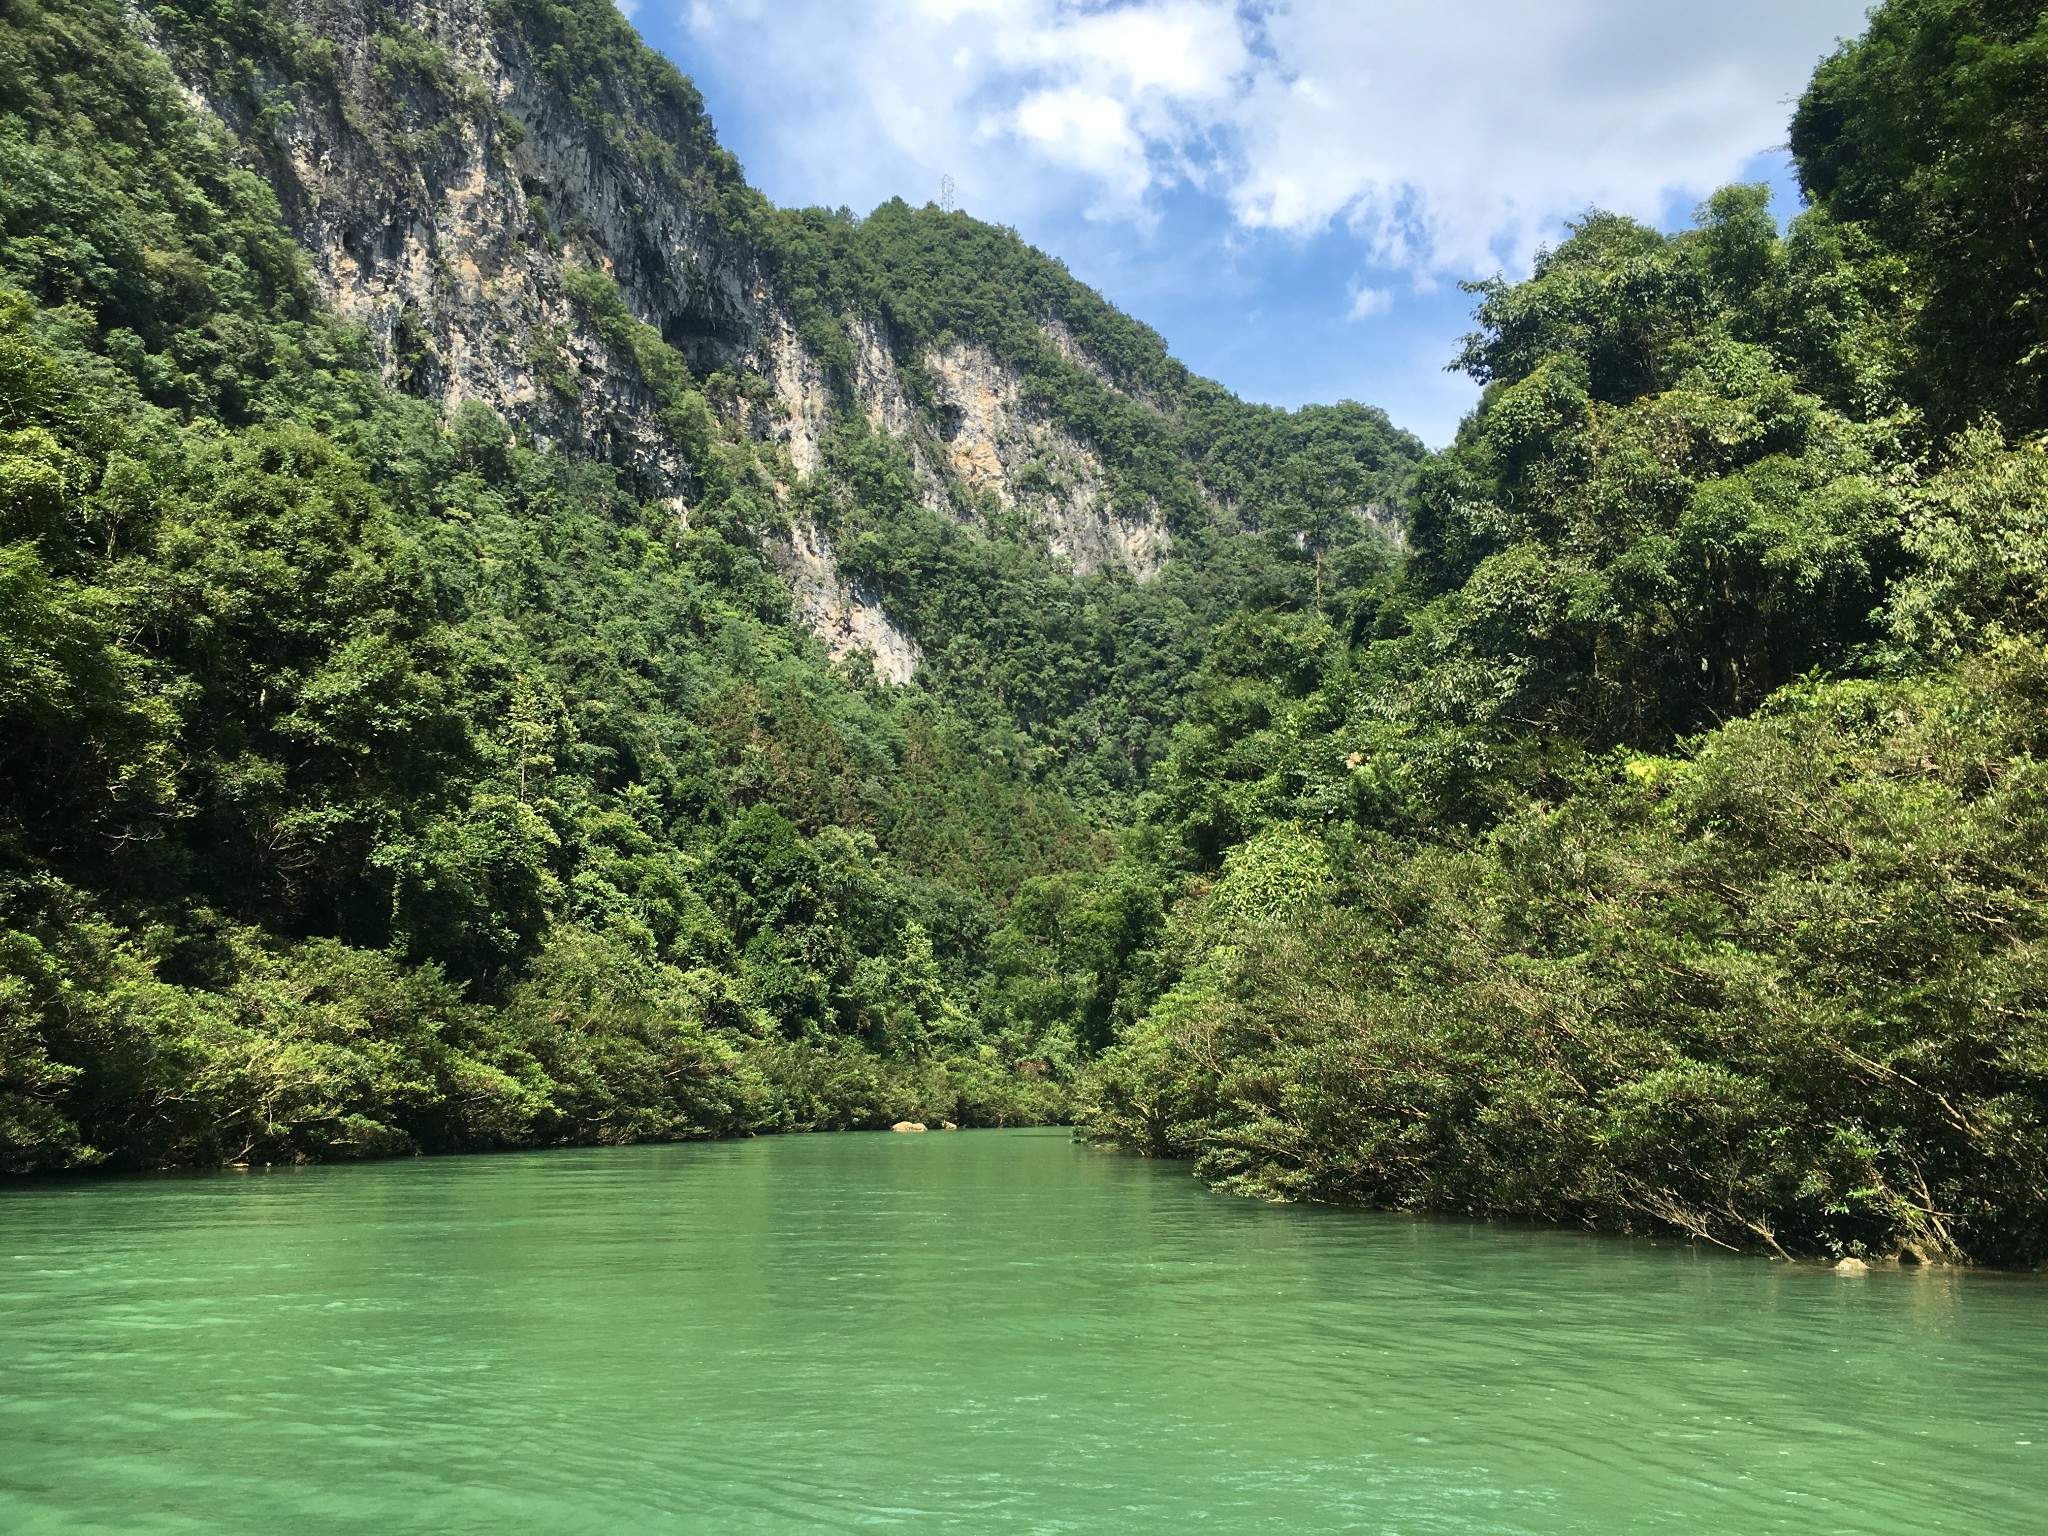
[1076,2,2048,1265]
[1416,196,1909,747]
[0,0,364,424]
[0,0,1084,1173]
[485,0,755,214]
[1888,429,2048,657]
[1130,194,1917,864]
[1089,648,2048,1264]
[1793,0,2048,434]
[982,861,1169,1056]
[805,423,1211,801]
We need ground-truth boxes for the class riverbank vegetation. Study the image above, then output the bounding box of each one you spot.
[3,0,2045,1262]
[1080,0,2048,1265]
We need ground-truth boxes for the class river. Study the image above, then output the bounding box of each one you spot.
[1,1128,2041,1532]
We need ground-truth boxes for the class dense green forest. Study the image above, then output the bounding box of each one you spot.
[3,0,2045,1264]
[0,0,1410,1168]
[1086,0,2048,1266]
[0,0,1081,1164]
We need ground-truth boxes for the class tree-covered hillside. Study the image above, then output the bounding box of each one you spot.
[1080,0,2048,1266]
[0,0,1074,1166]
[126,0,1422,810]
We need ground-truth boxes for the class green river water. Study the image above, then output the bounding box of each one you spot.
[1,1128,2042,1533]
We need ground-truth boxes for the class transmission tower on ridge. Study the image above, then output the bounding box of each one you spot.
[939,174,957,213]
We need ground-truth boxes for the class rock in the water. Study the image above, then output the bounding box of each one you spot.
[890,1121,927,1133]
[1835,1256,1870,1274]
[940,1121,959,1131]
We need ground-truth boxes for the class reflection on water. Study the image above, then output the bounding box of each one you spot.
[2,1129,2042,1533]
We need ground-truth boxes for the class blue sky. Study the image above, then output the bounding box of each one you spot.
[625,1,1873,446]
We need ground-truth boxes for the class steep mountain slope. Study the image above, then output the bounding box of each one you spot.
[142,0,1418,740]
[0,0,1413,1170]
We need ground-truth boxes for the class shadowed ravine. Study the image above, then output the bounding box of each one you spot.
[2,1130,2042,1532]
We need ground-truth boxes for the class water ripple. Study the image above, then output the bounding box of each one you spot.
[1,1131,2042,1533]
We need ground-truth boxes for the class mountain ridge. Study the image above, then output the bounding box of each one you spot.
[0,0,1412,1172]
[137,0,1420,678]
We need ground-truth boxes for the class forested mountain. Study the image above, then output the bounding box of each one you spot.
[0,0,1415,1168]
[3,0,2044,1264]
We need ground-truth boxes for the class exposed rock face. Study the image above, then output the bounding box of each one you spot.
[924,339,1168,581]
[763,315,836,481]
[146,0,1178,671]
[157,0,761,496]
[775,522,922,685]
[768,315,921,481]
[766,321,1165,583]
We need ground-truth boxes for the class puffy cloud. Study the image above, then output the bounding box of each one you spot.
[1221,0,1870,273]
[674,0,1867,271]
[662,0,1873,442]
[1345,284,1392,322]
[676,0,1248,221]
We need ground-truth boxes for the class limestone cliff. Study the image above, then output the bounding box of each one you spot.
[145,0,764,500]
[138,0,1410,679]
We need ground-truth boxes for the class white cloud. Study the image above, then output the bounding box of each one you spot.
[676,0,1868,272]
[1217,0,1871,273]
[673,0,1251,222]
[1012,89,1144,195]
[1346,284,1392,321]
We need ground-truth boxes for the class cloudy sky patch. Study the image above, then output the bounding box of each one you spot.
[644,0,1872,443]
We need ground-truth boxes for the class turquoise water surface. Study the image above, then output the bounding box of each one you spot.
[2,1128,2042,1532]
